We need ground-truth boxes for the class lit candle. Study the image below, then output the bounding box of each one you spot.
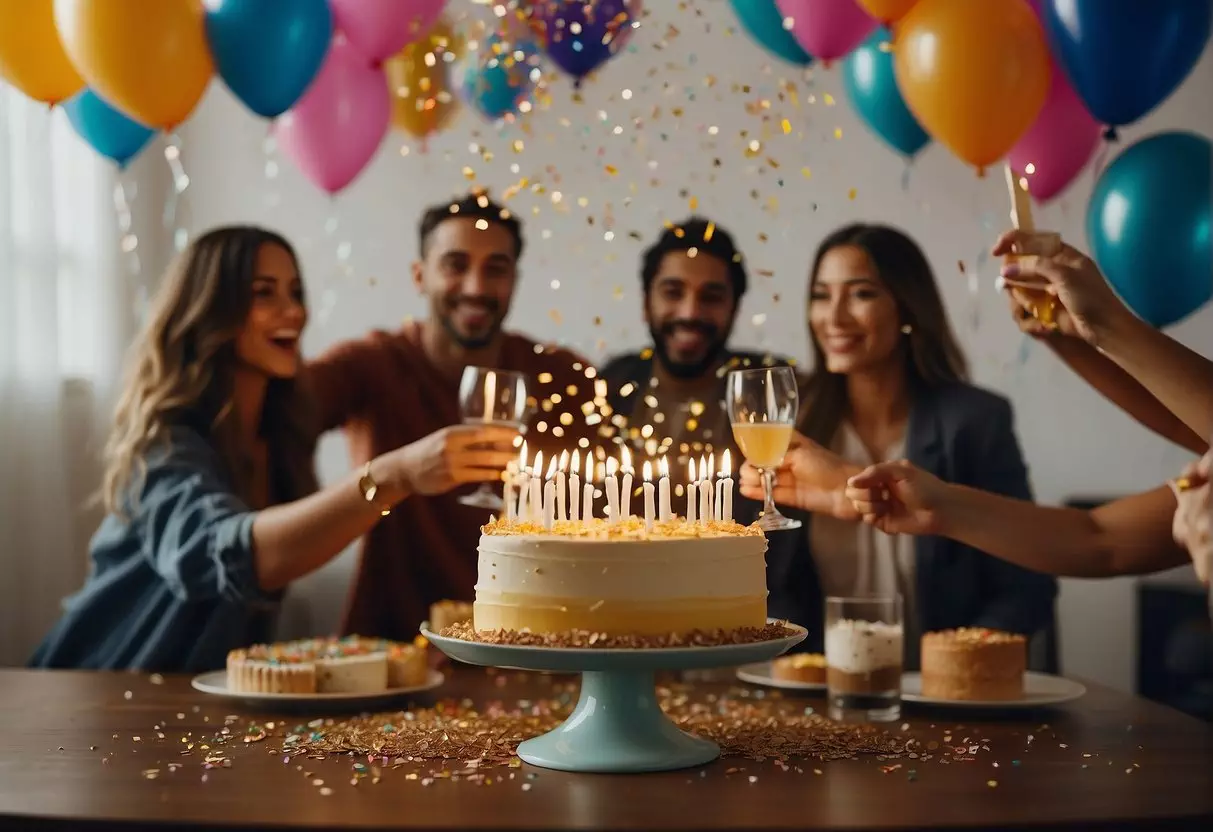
[619,446,633,521]
[721,448,734,523]
[583,451,595,520]
[658,456,671,522]
[642,460,655,533]
[515,441,530,523]
[686,457,697,524]
[707,451,717,521]
[529,450,543,525]
[482,370,497,423]
[698,454,711,526]
[569,449,581,522]
[504,461,518,522]
[556,450,569,522]
[543,454,557,530]
[605,456,620,523]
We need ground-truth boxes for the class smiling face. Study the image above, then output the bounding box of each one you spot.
[414,216,518,350]
[808,244,903,375]
[645,250,737,379]
[234,242,307,379]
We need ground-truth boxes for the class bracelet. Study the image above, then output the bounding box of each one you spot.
[358,461,392,517]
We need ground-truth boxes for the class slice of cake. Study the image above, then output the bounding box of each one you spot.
[227,636,399,694]
[771,653,827,684]
[386,640,428,688]
[920,628,1026,701]
[474,516,768,637]
[430,600,473,633]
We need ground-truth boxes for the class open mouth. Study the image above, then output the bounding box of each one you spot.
[268,331,300,352]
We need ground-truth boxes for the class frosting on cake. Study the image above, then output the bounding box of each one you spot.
[824,619,904,674]
[473,516,768,636]
[920,627,1026,701]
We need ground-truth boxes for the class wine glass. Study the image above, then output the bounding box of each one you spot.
[457,366,530,510]
[726,366,801,531]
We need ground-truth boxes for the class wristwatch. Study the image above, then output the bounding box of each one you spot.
[358,461,392,517]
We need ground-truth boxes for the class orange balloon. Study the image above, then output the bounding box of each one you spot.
[857,0,919,24]
[893,0,1050,172]
[385,20,463,148]
[0,0,84,105]
[53,0,213,129]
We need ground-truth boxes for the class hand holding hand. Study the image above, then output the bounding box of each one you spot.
[386,424,520,498]
[1171,451,1211,584]
[738,431,860,519]
[992,230,1130,346]
[844,460,949,536]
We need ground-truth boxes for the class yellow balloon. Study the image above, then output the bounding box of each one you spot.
[53,0,213,129]
[857,0,919,24]
[0,0,84,105]
[385,20,463,147]
[893,0,1050,173]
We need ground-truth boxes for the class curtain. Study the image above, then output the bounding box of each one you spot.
[0,87,133,665]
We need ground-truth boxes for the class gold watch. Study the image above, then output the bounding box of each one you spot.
[358,461,392,517]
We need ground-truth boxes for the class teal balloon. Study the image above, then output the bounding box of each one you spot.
[461,36,539,121]
[842,28,929,157]
[729,0,814,67]
[62,89,156,168]
[1086,131,1212,328]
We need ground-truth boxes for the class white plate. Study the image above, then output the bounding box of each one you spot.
[736,661,826,692]
[190,668,444,708]
[901,671,1086,708]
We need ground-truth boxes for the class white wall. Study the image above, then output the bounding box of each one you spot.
[174,3,1213,691]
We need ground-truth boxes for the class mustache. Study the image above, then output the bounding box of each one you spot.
[446,295,501,314]
[658,319,718,338]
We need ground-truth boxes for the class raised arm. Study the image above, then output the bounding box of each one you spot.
[305,337,384,434]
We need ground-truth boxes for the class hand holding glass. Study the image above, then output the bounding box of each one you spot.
[457,366,529,510]
[727,366,800,531]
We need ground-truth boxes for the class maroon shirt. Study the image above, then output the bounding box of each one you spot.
[306,322,600,640]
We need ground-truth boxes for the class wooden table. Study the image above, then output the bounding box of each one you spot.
[1,666,1210,830]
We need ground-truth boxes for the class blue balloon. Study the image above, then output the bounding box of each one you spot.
[842,28,929,157]
[729,0,814,67]
[62,89,156,168]
[205,0,332,119]
[1041,0,1212,130]
[461,36,539,121]
[1086,132,1212,328]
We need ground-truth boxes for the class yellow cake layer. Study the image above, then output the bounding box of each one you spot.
[473,594,766,636]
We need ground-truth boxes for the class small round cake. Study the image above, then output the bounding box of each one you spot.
[771,653,827,684]
[227,635,425,694]
[920,628,1026,701]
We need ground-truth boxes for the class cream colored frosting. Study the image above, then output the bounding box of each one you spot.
[825,618,904,673]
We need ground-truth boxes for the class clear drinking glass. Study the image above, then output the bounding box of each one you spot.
[824,596,904,723]
[457,366,530,510]
[726,366,801,531]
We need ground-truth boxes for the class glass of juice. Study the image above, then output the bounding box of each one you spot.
[726,366,801,531]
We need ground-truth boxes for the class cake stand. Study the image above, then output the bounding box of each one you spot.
[422,621,806,773]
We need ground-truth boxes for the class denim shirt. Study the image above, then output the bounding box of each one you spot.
[29,427,280,673]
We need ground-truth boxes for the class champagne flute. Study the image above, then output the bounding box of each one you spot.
[727,366,801,531]
[457,366,530,510]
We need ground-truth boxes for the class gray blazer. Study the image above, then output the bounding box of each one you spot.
[763,382,1058,666]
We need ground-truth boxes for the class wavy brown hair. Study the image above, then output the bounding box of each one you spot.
[798,223,968,446]
[101,226,318,516]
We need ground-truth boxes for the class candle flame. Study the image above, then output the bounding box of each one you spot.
[643,460,653,482]
[688,456,697,483]
[571,449,580,474]
[708,452,716,479]
[606,455,618,476]
[545,454,558,479]
[659,456,669,477]
[620,444,632,472]
[721,448,731,478]
[698,454,707,483]
[533,450,543,478]
[518,440,528,469]
[558,449,569,472]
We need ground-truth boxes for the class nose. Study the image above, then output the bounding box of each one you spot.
[282,296,307,326]
[825,293,852,328]
[459,266,490,297]
[674,295,704,321]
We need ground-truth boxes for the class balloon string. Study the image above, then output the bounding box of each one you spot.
[263,129,281,213]
[162,133,192,253]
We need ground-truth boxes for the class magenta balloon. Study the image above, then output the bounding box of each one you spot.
[275,38,390,194]
[775,0,877,63]
[329,0,447,62]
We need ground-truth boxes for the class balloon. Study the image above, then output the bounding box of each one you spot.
[329,0,447,63]
[775,0,877,65]
[534,0,637,86]
[841,28,928,157]
[1040,0,1211,131]
[856,0,918,23]
[53,0,213,130]
[894,0,1050,172]
[275,38,390,194]
[385,19,462,147]
[62,88,155,167]
[728,0,814,66]
[0,0,84,105]
[460,35,539,121]
[1086,132,1212,329]
[204,0,332,119]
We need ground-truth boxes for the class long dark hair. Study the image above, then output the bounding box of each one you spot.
[102,226,319,515]
[797,223,968,446]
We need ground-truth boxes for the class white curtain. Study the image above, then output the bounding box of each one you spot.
[0,87,132,665]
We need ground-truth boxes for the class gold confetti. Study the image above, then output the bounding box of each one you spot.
[781,119,792,134]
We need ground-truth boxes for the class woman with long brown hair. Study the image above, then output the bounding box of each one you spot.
[30,226,517,672]
[747,223,1057,668]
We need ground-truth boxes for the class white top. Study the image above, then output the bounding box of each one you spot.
[809,422,920,666]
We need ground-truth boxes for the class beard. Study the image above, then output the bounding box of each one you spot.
[649,319,730,380]
[440,296,503,350]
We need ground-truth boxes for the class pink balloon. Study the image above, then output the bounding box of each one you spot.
[775,0,878,64]
[276,38,390,194]
[329,0,447,62]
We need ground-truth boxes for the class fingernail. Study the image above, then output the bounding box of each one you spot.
[1001,263,1020,277]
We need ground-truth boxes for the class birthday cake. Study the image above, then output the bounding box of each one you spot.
[226,635,428,694]
[920,628,1026,701]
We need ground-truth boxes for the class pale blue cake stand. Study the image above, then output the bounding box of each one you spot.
[422,620,806,774]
